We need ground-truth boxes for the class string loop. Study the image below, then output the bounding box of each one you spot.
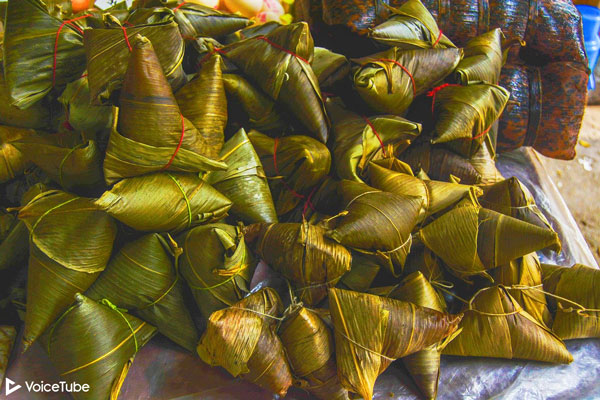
[53,14,91,87]
[272,138,317,217]
[256,35,309,64]
[427,83,461,113]
[373,58,416,96]
[163,113,186,170]
[505,284,600,317]
[362,116,387,157]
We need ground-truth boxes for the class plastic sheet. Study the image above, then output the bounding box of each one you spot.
[3,148,599,400]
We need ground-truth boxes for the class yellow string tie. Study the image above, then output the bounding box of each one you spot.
[188,262,249,291]
[230,306,285,321]
[478,199,537,210]
[333,325,396,362]
[140,276,179,310]
[213,262,247,277]
[354,234,413,256]
[293,276,344,291]
[506,284,600,317]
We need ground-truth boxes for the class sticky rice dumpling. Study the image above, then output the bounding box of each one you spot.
[541,263,600,340]
[453,28,505,85]
[368,0,456,49]
[170,2,251,40]
[86,233,199,352]
[353,47,462,116]
[279,307,349,400]
[493,253,552,327]
[18,190,117,350]
[325,180,422,276]
[398,142,482,185]
[248,130,331,216]
[222,73,287,134]
[417,201,561,280]
[178,223,255,320]
[45,293,156,400]
[175,53,227,159]
[95,172,232,233]
[368,161,478,221]
[206,129,278,224]
[11,134,104,194]
[221,22,329,142]
[4,0,87,108]
[252,221,351,306]
[327,99,421,183]
[329,288,462,400]
[479,176,553,231]
[103,35,226,184]
[428,83,509,158]
[197,288,293,396]
[443,286,572,364]
[369,272,454,399]
[84,13,184,104]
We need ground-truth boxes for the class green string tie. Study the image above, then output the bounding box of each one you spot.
[100,299,138,353]
[30,196,79,239]
[167,173,192,229]
[58,143,85,189]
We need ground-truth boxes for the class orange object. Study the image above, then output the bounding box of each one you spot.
[188,0,220,7]
[222,0,263,17]
[71,0,92,13]
[573,0,600,9]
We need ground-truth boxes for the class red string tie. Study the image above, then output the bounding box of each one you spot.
[427,83,461,113]
[53,14,91,87]
[362,116,387,157]
[197,47,228,67]
[273,138,318,216]
[472,125,491,141]
[173,1,187,11]
[121,26,133,52]
[256,36,310,64]
[273,138,306,201]
[433,29,443,47]
[163,114,186,170]
[302,186,318,218]
[373,58,416,97]
[62,107,74,131]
